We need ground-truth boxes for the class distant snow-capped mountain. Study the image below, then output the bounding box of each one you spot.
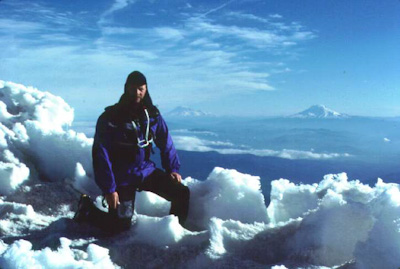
[166,106,214,117]
[290,105,349,119]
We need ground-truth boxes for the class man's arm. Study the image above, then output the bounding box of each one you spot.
[92,115,119,207]
[153,114,181,178]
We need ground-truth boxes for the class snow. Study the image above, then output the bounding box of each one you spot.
[0,198,57,236]
[1,80,400,268]
[166,106,214,117]
[0,238,119,268]
[291,104,349,119]
[185,167,269,230]
[0,80,96,196]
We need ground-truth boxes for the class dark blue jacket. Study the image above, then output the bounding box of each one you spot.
[92,104,180,194]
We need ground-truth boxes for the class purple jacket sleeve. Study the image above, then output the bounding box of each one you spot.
[154,114,180,173]
[92,115,117,194]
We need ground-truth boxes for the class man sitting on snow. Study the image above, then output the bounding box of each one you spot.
[75,71,190,233]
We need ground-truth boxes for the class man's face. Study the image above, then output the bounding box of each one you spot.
[126,84,147,104]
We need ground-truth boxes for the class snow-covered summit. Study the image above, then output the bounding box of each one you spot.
[290,105,349,119]
[166,106,214,117]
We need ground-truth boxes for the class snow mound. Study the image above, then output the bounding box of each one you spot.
[0,238,119,268]
[1,169,399,268]
[0,198,56,236]
[262,173,400,267]
[0,80,96,196]
[186,167,268,229]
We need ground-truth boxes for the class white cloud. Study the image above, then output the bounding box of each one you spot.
[0,19,46,34]
[171,129,218,137]
[186,17,315,49]
[291,31,316,41]
[189,38,221,48]
[271,67,292,74]
[154,27,185,40]
[173,136,350,160]
[227,11,270,24]
[39,33,79,43]
[101,26,186,43]
[1,2,316,117]
[269,14,283,19]
[227,79,274,91]
[108,0,133,13]
[200,0,236,17]
[100,26,138,35]
[224,71,273,90]
[99,0,136,25]
[1,2,84,31]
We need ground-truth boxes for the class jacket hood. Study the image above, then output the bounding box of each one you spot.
[104,92,159,120]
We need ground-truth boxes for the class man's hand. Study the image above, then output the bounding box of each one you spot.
[105,192,120,209]
[170,172,182,183]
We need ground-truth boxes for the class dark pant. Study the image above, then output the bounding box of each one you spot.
[85,169,190,234]
[108,169,190,232]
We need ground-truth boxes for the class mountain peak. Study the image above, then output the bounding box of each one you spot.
[166,106,214,117]
[290,105,348,119]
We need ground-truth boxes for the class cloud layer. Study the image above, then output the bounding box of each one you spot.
[173,135,350,160]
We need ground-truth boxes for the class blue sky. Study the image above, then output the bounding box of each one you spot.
[1,0,399,119]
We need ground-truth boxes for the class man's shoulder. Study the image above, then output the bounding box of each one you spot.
[96,105,121,125]
[147,106,160,118]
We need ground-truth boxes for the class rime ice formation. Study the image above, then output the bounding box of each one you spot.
[0,80,96,196]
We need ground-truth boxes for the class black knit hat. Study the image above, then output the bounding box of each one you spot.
[124,71,147,93]
[121,71,157,113]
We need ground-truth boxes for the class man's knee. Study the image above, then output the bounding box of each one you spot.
[181,185,190,201]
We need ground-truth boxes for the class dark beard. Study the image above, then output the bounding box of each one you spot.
[118,93,144,119]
